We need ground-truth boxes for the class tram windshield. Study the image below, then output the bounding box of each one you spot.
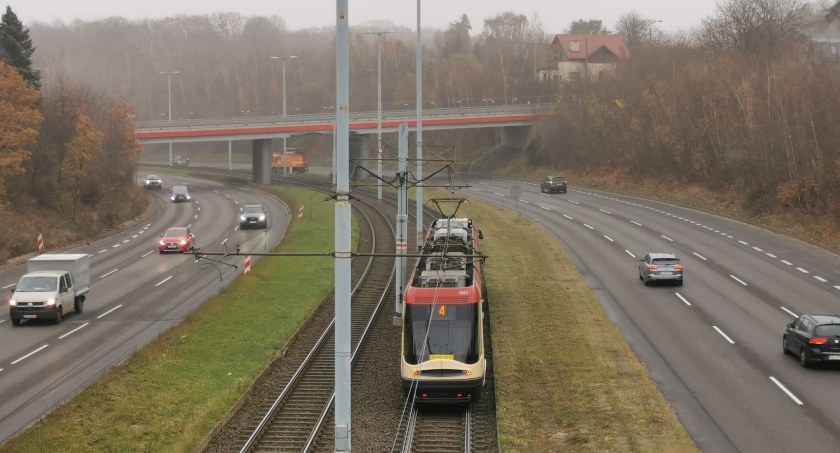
[404,303,478,365]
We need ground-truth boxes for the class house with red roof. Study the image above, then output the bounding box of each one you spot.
[540,34,630,82]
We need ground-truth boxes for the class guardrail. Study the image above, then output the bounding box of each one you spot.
[134,104,555,132]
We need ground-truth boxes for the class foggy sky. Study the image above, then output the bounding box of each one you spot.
[10,0,718,34]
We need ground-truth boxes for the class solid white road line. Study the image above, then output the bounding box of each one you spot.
[154,276,173,287]
[625,250,636,258]
[12,345,48,365]
[661,235,674,242]
[713,326,735,344]
[59,322,90,339]
[692,252,708,261]
[769,376,803,405]
[97,304,123,319]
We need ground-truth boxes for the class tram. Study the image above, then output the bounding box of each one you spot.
[401,206,487,403]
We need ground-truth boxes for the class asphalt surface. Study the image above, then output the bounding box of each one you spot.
[458,175,840,453]
[0,174,290,442]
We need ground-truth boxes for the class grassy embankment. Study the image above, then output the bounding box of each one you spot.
[3,176,695,452]
[0,185,353,453]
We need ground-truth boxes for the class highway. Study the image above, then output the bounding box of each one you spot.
[460,175,840,453]
[0,174,289,442]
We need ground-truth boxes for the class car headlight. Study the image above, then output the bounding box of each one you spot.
[180,239,187,245]
[170,196,175,201]
[240,215,246,221]
[186,195,191,200]
[46,298,55,306]
[259,215,266,221]
[159,240,165,246]
[9,299,16,306]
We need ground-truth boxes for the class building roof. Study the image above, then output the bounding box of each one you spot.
[552,34,630,60]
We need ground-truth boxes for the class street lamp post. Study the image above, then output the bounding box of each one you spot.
[159,70,180,164]
[270,55,298,177]
[363,31,395,200]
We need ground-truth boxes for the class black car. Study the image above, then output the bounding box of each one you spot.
[170,185,191,202]
[540,176,567,194]
[143,174,163,190]
[240,204,268,229]
[783,314,840,367]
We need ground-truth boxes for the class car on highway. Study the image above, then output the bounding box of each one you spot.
[170,185,191,202]
[783,314,840,367]
[639,253,683,286]
[143,174,163,190]
[240,204,268,229]
[171,155,189,166]
[540,175,567,194]
[158,226,195,253]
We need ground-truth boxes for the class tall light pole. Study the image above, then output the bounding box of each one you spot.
[159,70,179,164]
[270,55,298,177]
[416,0,424,249]
[363,30,395,200]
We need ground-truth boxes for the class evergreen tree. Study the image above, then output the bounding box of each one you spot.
[0,6,39,89]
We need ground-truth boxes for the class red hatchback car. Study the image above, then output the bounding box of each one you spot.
[158,227,195,254]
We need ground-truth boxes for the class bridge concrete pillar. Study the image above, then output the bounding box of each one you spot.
[252,139,272,184]
[353,134,372,179]
[500,125,531,150]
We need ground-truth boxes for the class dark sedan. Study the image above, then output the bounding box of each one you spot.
[783,314,840,367]
[540,176,567,194]
[143,174,163,190]
[240,204,268,229]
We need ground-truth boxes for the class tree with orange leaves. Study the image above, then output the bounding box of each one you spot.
[0,61,41,199]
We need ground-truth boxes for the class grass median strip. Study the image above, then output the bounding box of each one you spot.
[454,199,697,453]
[0,186,353,453]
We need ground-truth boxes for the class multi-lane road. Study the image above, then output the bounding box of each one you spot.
[0,174,289,442]
[462,176,840,453]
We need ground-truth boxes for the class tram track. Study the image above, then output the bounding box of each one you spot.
[148,166,498,452]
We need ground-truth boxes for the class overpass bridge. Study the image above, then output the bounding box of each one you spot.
[134,104,554,183]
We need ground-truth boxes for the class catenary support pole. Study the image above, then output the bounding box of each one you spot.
[396,124,408,314]
[334,1,352,451]
[415,0,424,249]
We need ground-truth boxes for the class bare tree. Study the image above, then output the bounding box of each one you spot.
[698,0,809,57]
[615,11,660,49]
[566,19,609,35]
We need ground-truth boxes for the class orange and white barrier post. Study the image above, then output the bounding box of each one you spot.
[244,255,251,275]
[37,233,45,253]
[297,205,305,219]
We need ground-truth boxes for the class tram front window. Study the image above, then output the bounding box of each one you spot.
[404,304,478,364]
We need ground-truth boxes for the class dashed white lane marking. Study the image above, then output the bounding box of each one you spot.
[814,276,828,283]
[630,220,643,227]
[752,246,763,252]
[661,235,674,242]
[568,200,580,205]
[221,238,229,245]
[625,250,636,258]
[469,188,480,192]
[111,244,121,248]
[121,239,129,244]
[780,306,798,318]
[603,235,614,242]
[834,286,840,292]
[493,192,504,197]
[12,345,48,365]
[796,267,809,274]
[132,235,138,239]
[194,215,199,219]
[234,201,239,205]
[540,205,551,211]
[583,224,595,230]
[141,250,154,258]
[738,240,749,245]
[234,226,240,232]
[520,199,530,204]
[675,293,692,306]
[562,214,573,220]
[99,269,119,278]
[769,376,803,405]
[599,209,612,214]
[187,223,192,228]
[781,260,793,266]
[97,305,123,319]
[197,207,201,211]
[2,283,14,289]
[730,275,748,286]
[766,253,777,258]
[713,326,735,344]
[98,249,108,254]
[225,195,231,199]
[154,276,173,287]
[59,322,90,339]
[692,252,708,261]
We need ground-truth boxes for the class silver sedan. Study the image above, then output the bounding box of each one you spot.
[639,253,683,286]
